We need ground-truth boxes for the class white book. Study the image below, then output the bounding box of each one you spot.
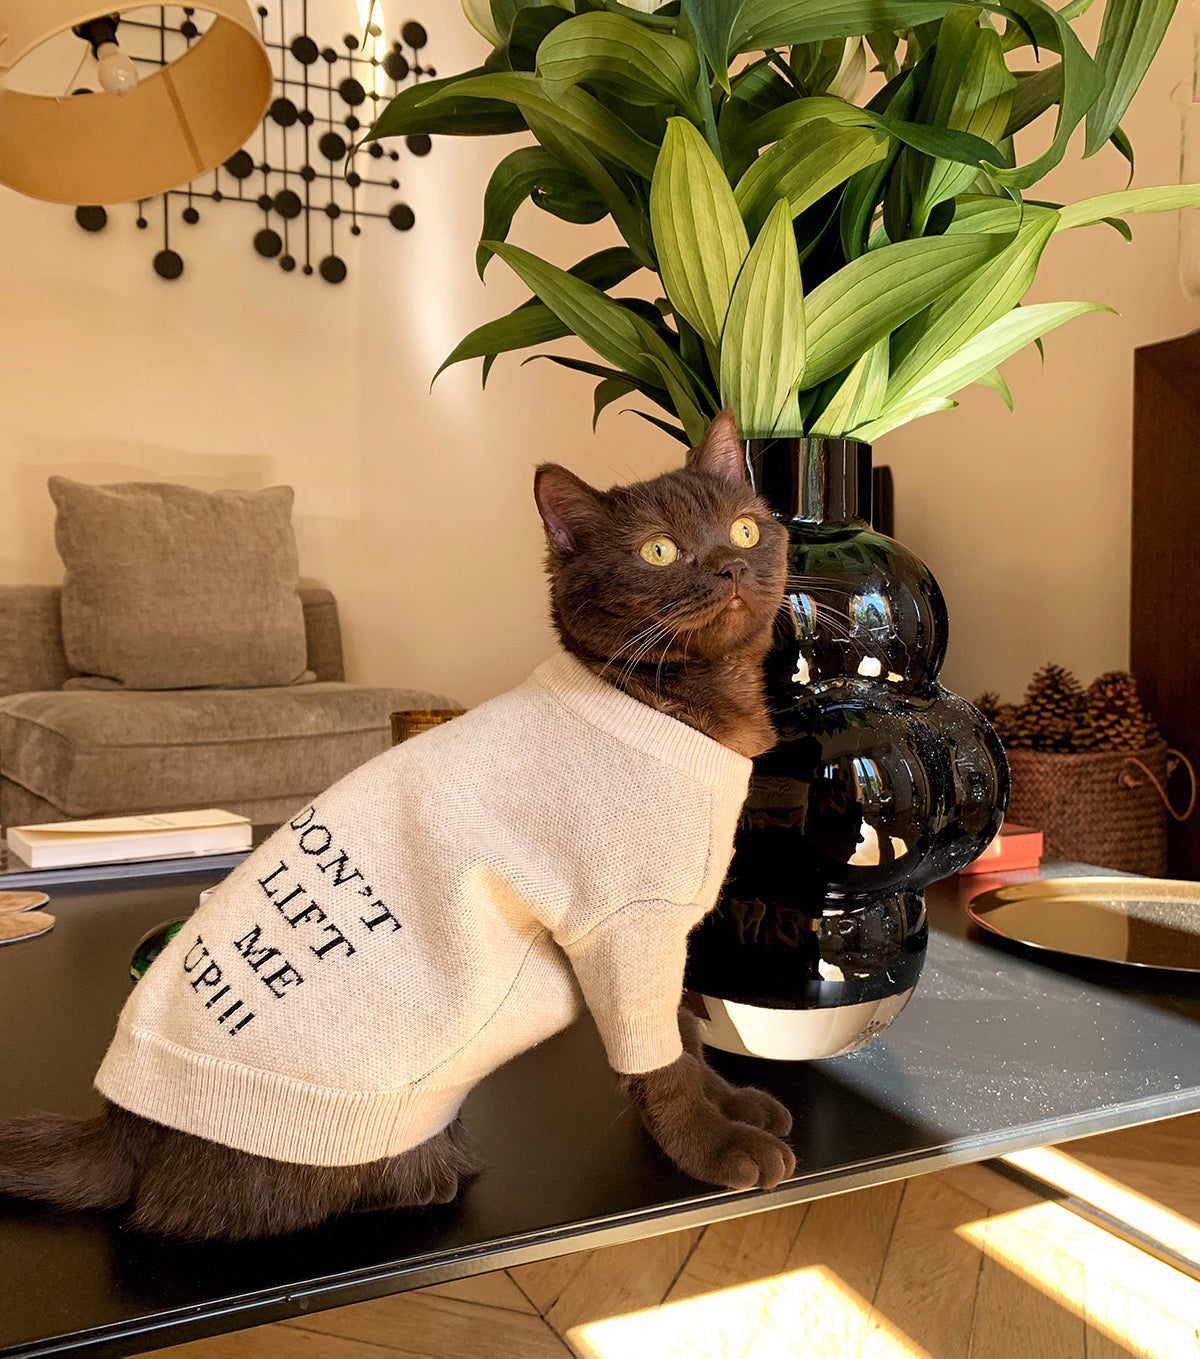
[6,809,252,869]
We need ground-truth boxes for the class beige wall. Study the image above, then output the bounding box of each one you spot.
[0,3,1195,708]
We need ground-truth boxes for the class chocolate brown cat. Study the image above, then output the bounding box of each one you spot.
[0,410,793,1240]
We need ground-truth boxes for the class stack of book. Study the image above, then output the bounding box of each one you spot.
[5,810,252,870]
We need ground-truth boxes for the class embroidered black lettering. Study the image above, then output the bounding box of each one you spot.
[188,962,224,992]
[298,824,333,856]
[261,962,304,998]
[216,998,244,1023]
[203,984,232,1009]
[318,848,364,889]
[309,923,356,960]
[284,900,327,928]
[233,925,281,973]
[227,1008,257,1036]
[257,861,288,896]
[360,901,401,934]
[183,937,209,971]
[289,806,316,831]
[272,885,305,915]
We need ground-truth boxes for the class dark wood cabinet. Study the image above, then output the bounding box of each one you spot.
[1131,330,1200,879]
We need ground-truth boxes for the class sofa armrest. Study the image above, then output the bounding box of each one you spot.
[0,585,73,696]
[299,587,345,683]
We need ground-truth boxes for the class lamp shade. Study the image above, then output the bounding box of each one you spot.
[0,1,272,205]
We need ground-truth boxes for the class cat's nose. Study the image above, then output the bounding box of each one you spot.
[717,558,747,582]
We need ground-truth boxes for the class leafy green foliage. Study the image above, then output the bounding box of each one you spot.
[371,0,1198,442]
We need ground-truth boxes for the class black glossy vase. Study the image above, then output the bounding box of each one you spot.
[684,437,1009,1060]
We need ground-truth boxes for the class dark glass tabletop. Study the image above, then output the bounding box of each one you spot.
[2,857,1200,1358]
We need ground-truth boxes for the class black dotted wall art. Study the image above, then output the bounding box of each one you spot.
[71,4,432,284]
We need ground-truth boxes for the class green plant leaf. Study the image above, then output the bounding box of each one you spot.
[650,118,749,351]
[732,1,976,53]
[900,299,1112,406]
[802,232,1004,387]
[732,96,876,157]
[906,7,1016,230]
[626,409,692,443]
[809,337,890,434]
[851,396,957,441]
[489,0,572,46]
[866,29,901,79]
[522,110,657,269]
[719,198,806,436]
[1110,124,1135,186]
[476,148,606,278]
[683,0,744,91]
[422,71,658,177]
[437,306,570,386]
[735,119,889,236]
[973,366,1013,408]
[1056,184,1200,232]
[992,0,1104,191]
[887,208,1058,403]
[1085,0,1178,157]
[1004,63,1062,137]
[440,246,643,385]
[644,354,711,445]
[593,376,639,429]
[464,0,502,46]
[367,68,527,140]
[537,12,701,112]
[485,6,573,71]
[485,239,684,390]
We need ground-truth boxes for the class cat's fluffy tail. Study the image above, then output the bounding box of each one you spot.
[0,1110,135,1211]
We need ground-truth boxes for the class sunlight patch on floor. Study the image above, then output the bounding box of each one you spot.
[565,1264,926,1359]
[956,1194,1200,1358]
[1002,1144,1200,1265]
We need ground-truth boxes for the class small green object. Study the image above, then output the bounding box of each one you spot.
[130,919,185,982]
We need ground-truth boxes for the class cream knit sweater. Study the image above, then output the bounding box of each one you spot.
[95,653,752,1166]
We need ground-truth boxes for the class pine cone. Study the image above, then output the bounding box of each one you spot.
[992,703,1023,747]
[974,691,1001,722]
[1021,662,1084,752]
[1075,670,1160,751]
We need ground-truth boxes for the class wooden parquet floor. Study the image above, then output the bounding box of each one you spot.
[145,1112,1200,1359]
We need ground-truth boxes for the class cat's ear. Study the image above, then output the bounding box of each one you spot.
[688,409,746,484]
[534,464,604,555]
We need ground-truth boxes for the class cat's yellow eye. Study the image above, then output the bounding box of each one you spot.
[640,536,679,566]
[731,517,760,548]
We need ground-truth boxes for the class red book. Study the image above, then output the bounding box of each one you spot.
[958,822,1044,875]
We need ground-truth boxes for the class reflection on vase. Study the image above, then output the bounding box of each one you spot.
[686,436,1009,1061]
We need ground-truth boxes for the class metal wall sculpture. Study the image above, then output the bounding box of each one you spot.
[72,3,432,283]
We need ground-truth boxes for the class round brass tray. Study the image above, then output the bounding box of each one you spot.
[967,876,1200,972]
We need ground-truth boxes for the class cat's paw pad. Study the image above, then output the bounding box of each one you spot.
[717,1085,793,1138]
[699,1123,796,1191]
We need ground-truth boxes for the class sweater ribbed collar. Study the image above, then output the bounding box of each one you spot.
[531,652,753,798]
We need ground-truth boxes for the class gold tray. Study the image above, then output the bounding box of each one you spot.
[967,876,1200,972]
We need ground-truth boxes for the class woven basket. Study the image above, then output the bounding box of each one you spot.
[1006,742,1195,875]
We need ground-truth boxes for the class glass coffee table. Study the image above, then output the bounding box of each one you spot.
[2,854,1200,1359]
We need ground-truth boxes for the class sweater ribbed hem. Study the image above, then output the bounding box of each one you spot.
[594,1006,686,1075]
[532,653,753,798]
[95,1024,471,1167]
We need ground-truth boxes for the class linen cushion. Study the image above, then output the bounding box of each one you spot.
[0,682,459,822]
[48,478,310,690]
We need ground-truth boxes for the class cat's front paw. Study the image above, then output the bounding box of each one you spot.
[684,1112,795,1191]
[710,1081,793,1138]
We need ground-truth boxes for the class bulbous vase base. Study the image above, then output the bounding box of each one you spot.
[687,986,916,1060]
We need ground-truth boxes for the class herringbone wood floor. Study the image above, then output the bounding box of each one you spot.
[144,1112,1200,1359]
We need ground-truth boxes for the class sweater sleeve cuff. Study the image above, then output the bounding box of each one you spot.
[593,1007,684,1075]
